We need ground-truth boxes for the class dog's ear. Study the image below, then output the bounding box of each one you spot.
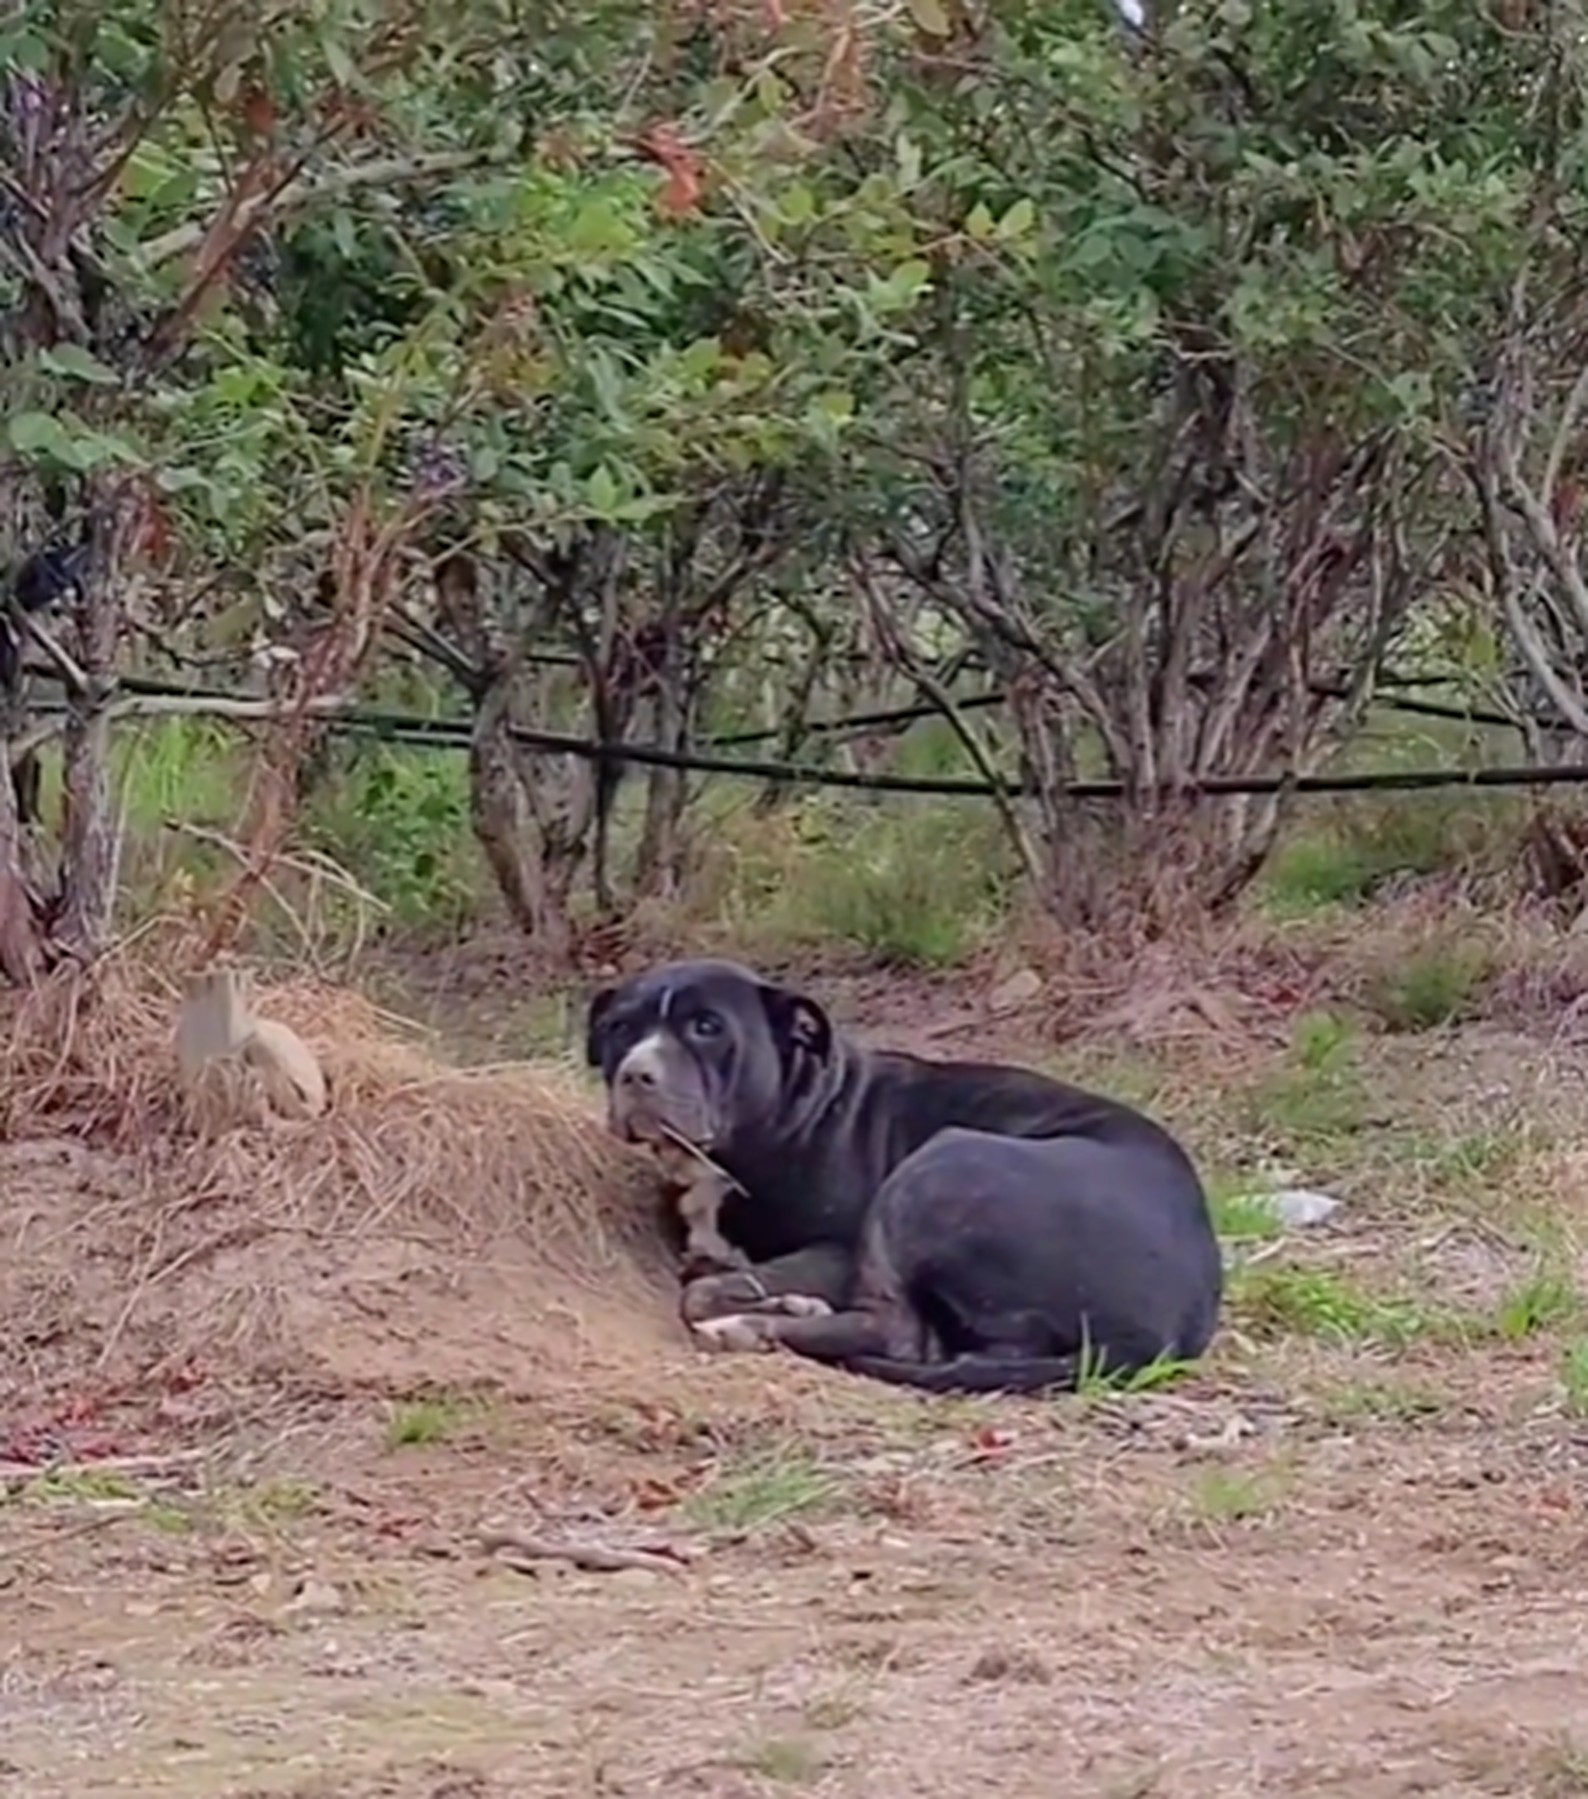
[583,986,618,1068]
[758,982,834,1063]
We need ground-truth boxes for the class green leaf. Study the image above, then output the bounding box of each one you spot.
[331,209,358,261]
[7,411,67,455]
[965,202,996,241]
[896,134,923,191]
[319,30,357,89]
[781,183,817,226]
[584,463,620,515]
[39,344,121,386]
[905,0,951,37]
[995,198,1037,242]
[154,465,212,494]
[871,258,932,312]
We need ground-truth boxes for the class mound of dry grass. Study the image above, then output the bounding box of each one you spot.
[1,949,681,1409]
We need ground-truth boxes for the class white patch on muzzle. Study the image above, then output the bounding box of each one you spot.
[612,1029,702,1143]
[615,1029,671,1092]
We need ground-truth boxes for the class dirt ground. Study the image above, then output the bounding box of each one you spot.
[6,946,1588,1798]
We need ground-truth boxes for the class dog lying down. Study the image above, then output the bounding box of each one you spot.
[589,957,1224,1398]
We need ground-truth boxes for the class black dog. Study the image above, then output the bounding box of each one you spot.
[585,958,1222,1395]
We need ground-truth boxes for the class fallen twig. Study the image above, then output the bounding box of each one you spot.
[0,1510,145,1561]
[656,1123,747,1196]
[0,1448,209,1482]
[476,1525,692,1576]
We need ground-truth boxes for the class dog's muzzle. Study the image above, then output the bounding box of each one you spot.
[609,1048,713,1149]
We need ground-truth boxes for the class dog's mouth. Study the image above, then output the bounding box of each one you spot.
[610,1107,714,1155]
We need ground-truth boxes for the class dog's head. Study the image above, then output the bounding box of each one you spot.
[583,958,834,1152]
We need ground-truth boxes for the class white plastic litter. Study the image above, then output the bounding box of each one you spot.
[1245,1188,1343,1229]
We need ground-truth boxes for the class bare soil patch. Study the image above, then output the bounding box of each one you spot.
[5,950,1588,1797]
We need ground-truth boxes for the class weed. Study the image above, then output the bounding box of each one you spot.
[736,1736,827,1784]
[803,1693,866,1731]
[16,1467,144,1504]
[1494,1265,1580,1341]
[1293,1009,1356,1074]
[1207,1177,1287,1244]
[1242,1011,1373,1151]
[1365,942,1493,1033]
[1316,1378,1445,1425]
[1261,795,1495,916]
[247,1479,323,1523]
[707,794,1011,967]
[1230,1261,1438,1347]
[683,1444,843,1533]
[1190,1466,1286,1523]
[108,717,247,912]
[306,741,485,934]
[1535,1735,1588,1797]
[1413,1127,1537,1194]
[1560,1339,1588,1418]
[1248,1068,1368,1153]
[1074,1346,1199,1397]
[384,1395,478,1449]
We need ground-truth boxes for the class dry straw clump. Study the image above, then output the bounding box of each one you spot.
[1,948,680,1400]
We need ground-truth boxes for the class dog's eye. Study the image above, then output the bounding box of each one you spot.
[686,1011,724,1041]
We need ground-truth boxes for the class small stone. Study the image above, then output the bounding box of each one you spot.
[987,968,1042,1014]
[965,1644,1051,1685]
[284,1577,347,1618]
[609,1565,663,1587]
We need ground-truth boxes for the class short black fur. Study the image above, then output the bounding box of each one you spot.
[586,958,1223,1397]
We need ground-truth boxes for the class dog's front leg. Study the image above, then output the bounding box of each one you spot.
[680,1242,852,1326]
[691,1304,891,1362]
[674,1172,750,1280]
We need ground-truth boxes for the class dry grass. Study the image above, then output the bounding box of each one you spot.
[1009,885,1588,1056]
[0,940,679,1410]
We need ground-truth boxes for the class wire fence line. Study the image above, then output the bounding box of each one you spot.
[18,666,1588,803]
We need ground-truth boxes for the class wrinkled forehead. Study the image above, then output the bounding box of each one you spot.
[611,960,762,1031]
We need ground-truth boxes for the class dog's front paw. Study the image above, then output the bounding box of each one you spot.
[690,1313,780,1355]
[680,1269,769,1325]
[761,1294,832,1319]
[680,1239,751,1283]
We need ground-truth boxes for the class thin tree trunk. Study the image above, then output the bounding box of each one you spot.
[55,485,129,960]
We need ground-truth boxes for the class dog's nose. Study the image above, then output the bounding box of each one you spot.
[618,1062,658,1092]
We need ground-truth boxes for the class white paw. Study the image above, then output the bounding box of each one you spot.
[766,1294,833,1319]
[690,1314,777,1354]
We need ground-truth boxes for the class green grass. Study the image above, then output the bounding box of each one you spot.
[1409,1126,1539,1195]
[736,1736,828,1785]
[1074,1348,1201,1397]
[1316,1377,1446,1424]
[1494,1265,1581,1341]
[705,792,1014,967]
[1242,1010,1374,1152]
[1560,1338,1588,1418]
[384,1395,482,1449]
[1363,941,1495,1033]
[682,1444,845,1534]
[1188,1465,1288,1524]
[1534,1735,1588,1798]
[304,740,486,934]
[1259,782,1520,918]
[1229,1261,1442,1347]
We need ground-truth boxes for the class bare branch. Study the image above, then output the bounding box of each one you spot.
[141,150,510,269]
